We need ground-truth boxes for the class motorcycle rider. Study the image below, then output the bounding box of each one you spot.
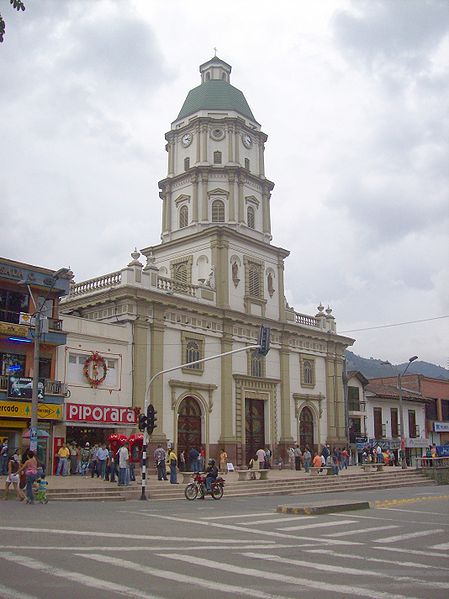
[204,458,218,495]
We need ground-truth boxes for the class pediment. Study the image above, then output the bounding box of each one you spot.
[207,187,229,197]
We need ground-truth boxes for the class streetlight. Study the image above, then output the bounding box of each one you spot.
[382,355,418,469]
[19,267,71,452]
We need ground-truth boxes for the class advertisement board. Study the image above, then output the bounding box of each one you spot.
[8,376,45,400]
[66,403,137,425]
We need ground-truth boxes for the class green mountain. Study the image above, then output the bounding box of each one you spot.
[345,350,449,380]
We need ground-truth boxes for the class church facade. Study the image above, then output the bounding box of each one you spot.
[62,56,354,466]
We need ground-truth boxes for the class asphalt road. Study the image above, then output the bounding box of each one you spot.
[0,484,448,599]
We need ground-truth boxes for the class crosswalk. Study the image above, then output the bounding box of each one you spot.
[0,506,448,599]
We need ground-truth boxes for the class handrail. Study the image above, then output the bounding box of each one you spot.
[415,456,449,468]
[0,375,67,396]
[294,311,319,327]
[68,271,122,297]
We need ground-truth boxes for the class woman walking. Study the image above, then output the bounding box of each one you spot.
[3,452,25,501]
[17,450,38,504]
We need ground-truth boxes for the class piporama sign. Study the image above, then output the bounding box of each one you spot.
[66,403,137,425]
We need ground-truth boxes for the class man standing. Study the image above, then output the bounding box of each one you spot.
[56,443,70,476]
[154,444,167,480]
[0,440,9,475]
[188,447,200,473]
[117,442,129,486]
[256,447,266,469]
[303,446,312,473]
[96,443,109,479]
[294,444,302,471]
[168,448,178,484]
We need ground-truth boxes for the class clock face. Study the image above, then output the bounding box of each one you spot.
[242,133,252,148]
[182,133,193,147]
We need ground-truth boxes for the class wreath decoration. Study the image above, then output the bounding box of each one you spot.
[83,352,107,388]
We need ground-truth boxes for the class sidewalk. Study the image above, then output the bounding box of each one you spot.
[1,464,409,491]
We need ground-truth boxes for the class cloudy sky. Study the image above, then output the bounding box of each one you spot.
[1,0,448,366]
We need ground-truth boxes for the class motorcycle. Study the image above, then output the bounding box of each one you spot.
[184,473,225,500]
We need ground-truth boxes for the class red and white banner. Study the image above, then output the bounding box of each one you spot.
[66,403,137,425]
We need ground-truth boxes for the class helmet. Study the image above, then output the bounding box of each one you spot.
[208,459,215,466]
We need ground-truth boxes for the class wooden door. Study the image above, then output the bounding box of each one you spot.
[245,398,265,465]
[177,397,202,466]
[299,406,314,449]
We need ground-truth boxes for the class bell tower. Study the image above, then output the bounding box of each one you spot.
[159,56,274,245]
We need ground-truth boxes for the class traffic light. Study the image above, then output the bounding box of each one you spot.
[138,414,147,431]
[258,325,271,356]
[147,404,157,435]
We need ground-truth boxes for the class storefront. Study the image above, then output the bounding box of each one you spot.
[0,398,63,468]
[405,437,429,466]
[64,402,137,447]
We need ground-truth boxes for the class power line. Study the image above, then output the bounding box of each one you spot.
[340,315,449,334]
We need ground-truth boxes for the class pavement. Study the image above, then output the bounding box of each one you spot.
[0,463,415,491]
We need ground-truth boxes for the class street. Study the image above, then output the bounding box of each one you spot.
[0,484,448,599]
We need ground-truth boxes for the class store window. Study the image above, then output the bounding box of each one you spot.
[0,352,26,376]
[0,289,29,324]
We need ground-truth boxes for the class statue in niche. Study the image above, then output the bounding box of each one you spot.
[232,261,240,287]
[205,266,216,290]
[268,272,275,296]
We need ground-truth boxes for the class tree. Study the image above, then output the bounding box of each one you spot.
[0,0,26,43]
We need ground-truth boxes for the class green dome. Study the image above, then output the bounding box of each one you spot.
[177,79,257,122]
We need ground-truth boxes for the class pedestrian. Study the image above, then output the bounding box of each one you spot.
[36,474,48,504]
[0,440,9,475]
[179,450,186,472]
[117,442,130,486]
[96,443,109,480]
[376,445,383,463]
[341,447,349,469]
[219,448,228,474]
[188,447,200,473]
[303,447,312,473]
[79,443,90,476]
[256,447,266,469]
[294,444,302,471]
[321,443,330,462]
[199,446,206,471]
[265,447,272,469]
[17,450,38,504]
[89,444,99,477]
[56,443,70,476]
[69,442,79,475]
[168,447,178,484]
[288,446,295,470]
[154,445,167,480]
[3,452,25,501]
[312,452,322,473]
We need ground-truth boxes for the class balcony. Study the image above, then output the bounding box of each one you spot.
[0,309,63,331]
[0,375,68,397]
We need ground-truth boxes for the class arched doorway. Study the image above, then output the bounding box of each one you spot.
[299,406,314,450]
[177,396,202,469]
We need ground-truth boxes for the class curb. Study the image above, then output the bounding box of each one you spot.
[276,500,371,515]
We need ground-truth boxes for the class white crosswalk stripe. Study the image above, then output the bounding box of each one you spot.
[0,584,39,599]
[240,515,316,525]
[323,525,398,537]
[373,529,444,544]
[430,542,449,550]
[279,518,357,531]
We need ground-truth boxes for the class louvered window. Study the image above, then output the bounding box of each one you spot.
[248,263,262,297]
[174,262,188,284]
[179,205,188,229]
[247,206,255,229]
[212,200,225,222]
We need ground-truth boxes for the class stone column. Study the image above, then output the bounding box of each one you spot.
[219,320,235,452]
[201,172,209,221]
[196,123,201,164]
[211,234,229,310]
[201,124,208,162]
[234,129,240,164]
[191,174,198,223]
[228,172,236,222]
[262,188,272,235]
[279,338,294,458]
[148,304,166,442]
[227,125,234,162]
[238,174,244,223]
[258,141,265,177]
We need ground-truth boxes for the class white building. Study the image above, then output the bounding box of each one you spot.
[61,56,354,466]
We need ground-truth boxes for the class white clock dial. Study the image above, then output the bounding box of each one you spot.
[242,133,252,148]
[182,133,193,147]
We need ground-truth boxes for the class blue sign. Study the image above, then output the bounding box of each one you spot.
[436,445,449,457]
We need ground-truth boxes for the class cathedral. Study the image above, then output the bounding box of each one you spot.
[62,56,354,466]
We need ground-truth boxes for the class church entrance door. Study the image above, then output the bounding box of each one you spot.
[177,397,202,469]
[245,398,265,466]
[299,406,314,450]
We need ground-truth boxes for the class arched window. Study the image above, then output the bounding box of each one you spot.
[250,351,263,377]
[248,263,262,297]
[303,360,313,385]
[212,199,225,222]
[174,262,188,284]
[247,206,255,229]
[184,157,190,171]
[213,150,222,164]
[179,205,188,229]
[186,340,201,369]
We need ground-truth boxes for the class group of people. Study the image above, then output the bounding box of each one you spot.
[56,441,134,486]
[361,444,396,466]
[2,447,48,504]
[153,445,227,487]
[287,444,350,474]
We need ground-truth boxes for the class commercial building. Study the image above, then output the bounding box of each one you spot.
[0,257,70,469]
